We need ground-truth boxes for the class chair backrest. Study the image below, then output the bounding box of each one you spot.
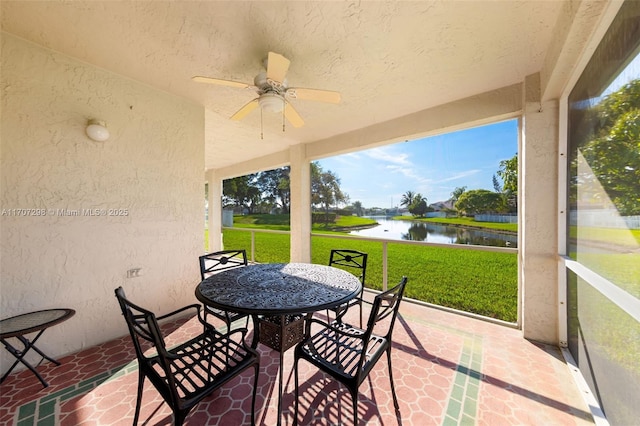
[199,249,248,280]
[328,249,368,285]
[114,286,180,397]
[114,287,167,361]
[364,276,407,341]
[115,286,206,407]
[339,276,407,380]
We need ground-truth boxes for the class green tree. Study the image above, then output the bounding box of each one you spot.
[497,154,518,194]
[311,162,348,223]
[576,79,640,215]
[400,191,416,208]
[353,201,364,216]
[223,174,261,213]
[492,175,501,193]
[455,189,504,215]
[450,186,467,202]
[496,153,518,212]
[257,167,290,213]
[408,193,428,217]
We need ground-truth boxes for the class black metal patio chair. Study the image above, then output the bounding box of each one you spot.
[327,249,368,327]
[114,286,260,426]
[199,249,250,329]
[293,276,408,425]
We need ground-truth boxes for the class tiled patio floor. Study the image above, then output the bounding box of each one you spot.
[0,297,595,425]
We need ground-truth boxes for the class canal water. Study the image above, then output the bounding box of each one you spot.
[349,217,517,248]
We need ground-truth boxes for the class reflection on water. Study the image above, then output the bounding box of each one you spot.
[350,217,517,248]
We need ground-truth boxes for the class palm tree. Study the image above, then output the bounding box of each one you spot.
[450,186,467,202]
[400,191,415,207]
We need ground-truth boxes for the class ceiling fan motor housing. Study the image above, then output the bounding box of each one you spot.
[254,72,287,92]
[253,72,286,112]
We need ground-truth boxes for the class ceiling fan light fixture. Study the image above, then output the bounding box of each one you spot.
[259,93,285,113]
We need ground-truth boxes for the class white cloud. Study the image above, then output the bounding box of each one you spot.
[386,164,432,184]
[335,152,361,163]
[362,147,436,191]
[366,147,411,166]
[435,169,482,183]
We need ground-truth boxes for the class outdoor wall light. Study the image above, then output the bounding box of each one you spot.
[86,119,110,142]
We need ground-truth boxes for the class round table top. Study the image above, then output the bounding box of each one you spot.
[0,309,75,338]
[196,263,362,315]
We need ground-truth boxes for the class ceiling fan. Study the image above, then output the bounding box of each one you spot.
[192,52,341,129]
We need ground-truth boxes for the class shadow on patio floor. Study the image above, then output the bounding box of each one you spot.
[0,298,594,425]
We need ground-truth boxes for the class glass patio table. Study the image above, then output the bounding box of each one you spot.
[195,262,362,425]
[0,308,75,388]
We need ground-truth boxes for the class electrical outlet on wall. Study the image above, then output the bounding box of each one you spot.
[126,268,142,278]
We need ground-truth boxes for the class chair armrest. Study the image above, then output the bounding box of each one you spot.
[225,327,256,350]
[304,318,330,334]
[203,326,252,349]
[305,318,365,339]
[156,304,202,321]
[219,326,250,342]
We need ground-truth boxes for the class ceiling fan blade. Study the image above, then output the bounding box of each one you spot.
[192,76,251,89]
[230,99,259,121]
[284,102,304,128]
[287,87,341,104]
[266,52,290,84]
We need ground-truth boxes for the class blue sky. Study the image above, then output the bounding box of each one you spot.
[317,119,518,209]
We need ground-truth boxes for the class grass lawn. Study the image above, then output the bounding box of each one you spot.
[569,225,640,248]
[574,252,640,296]
[568,272,639,378]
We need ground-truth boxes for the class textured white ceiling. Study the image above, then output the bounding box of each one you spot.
[1,1,564,171]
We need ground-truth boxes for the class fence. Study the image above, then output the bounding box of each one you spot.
[569,211,640,229]
[475,214,518,223]
[475,212,640,229]
[426,212,448,218]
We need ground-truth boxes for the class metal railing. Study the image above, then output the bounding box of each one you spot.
[223,226,519,326]
[225,226,517,291]
[221,226,522,328]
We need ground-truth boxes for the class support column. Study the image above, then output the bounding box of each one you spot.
[205,169,223,252]
[289,145,311,262]
[521,73,559,344]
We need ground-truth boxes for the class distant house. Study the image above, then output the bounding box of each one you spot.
[427,200,456,218]
[429,200,455,211]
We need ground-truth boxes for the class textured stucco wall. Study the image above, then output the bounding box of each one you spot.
[0,34,204,372]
